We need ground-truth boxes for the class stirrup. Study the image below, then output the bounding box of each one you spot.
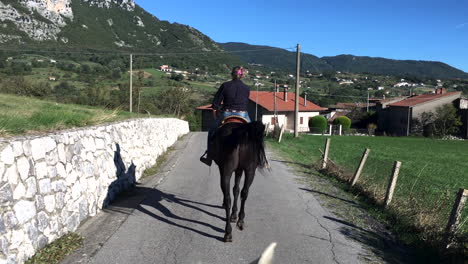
[200,156,212,166]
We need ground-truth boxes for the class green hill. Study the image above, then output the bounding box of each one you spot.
[220,42,468,79]
[0,0,242,72]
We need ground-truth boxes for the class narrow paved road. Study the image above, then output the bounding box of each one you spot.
[87,132,367,264]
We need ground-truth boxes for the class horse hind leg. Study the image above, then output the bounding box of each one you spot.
[230,169,242,223]
[220,167,234,242]
[237,168,255,231]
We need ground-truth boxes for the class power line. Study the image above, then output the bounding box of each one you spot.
[0,46,296,57]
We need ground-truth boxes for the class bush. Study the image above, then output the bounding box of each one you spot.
[333,116,351,131]
[309,115,327,134]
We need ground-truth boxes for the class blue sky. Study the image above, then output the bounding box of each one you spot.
[136,0,468,72]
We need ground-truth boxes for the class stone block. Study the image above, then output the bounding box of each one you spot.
[30,138,46,161]
[11,141,23,158]
[38,179,51,194]
[35,162,48,179]
[3,211,18,229]
[56,163,66,179]
[57,143,66,163]
[25,178,37,199]
[16,157,30,181]
[13,182,26,200]
[5,165,18,186]
[0,184,13,204]
[44,195,55,213]
[13,200,36,225]
[55,192,65,209]
[22,140,32,157]
[45,149,59,166]
[43,137,57,153]
[36,211,49,232]
[0,146,13,165]
[35,195,44,211]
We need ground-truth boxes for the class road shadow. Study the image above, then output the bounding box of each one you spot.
[300,188,359,206]
[270,159,311,170]
[107,186,226,242]
[323,216,416,264]
[102,143,225,242]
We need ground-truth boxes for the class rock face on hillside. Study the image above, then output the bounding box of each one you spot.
[0,0,225,54]
[0,0,138,42]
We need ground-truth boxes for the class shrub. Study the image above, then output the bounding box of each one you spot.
[333,116,351,131]
[309,115,327,134]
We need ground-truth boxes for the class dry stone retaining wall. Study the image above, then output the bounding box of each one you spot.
[0,118,189,263]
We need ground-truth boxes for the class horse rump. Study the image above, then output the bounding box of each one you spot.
[241,121,269,169]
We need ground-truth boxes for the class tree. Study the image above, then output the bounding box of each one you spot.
[333,116,351,131]
[433,104,462,137]
[309,115,327,134]
[419,104,462,137]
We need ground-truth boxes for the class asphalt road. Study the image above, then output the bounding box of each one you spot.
[84,132,367,264]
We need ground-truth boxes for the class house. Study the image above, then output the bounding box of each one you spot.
[50,59,57,64]
[458,98,468,139]
[339,80,354,85]
[248,90,327,132]
[48,76,56,81]
[377,88,462,136]
[159,65,171,72]
[196,89,327,132]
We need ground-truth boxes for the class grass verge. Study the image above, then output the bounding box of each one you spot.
[0,93,140,137]
[267,133,467,262]
[25,233,83,264]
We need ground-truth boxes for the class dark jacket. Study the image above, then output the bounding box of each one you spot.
[211,79,250,111]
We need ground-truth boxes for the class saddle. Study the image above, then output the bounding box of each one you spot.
[219,116,249,128]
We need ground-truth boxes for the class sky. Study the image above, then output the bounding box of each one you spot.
[136,0,468,72]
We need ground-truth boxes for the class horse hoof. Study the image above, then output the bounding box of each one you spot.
[236,221,245,230]
[230,216,237,223]
[223,234,233,242]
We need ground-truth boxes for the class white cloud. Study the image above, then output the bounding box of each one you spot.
[455,23,468,29]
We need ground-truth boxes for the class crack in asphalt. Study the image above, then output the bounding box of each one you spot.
[298,192,340,264]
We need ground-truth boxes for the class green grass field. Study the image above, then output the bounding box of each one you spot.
[0,94,139,137]
[269,134,468,243]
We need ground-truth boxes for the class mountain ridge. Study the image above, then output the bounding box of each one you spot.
[220,42,468,79]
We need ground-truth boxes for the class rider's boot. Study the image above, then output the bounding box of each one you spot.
[199,150,212,166]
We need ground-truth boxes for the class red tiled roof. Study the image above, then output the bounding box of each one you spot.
[249,91,326,112]
[388,92,461,107]
[196,91,327,112]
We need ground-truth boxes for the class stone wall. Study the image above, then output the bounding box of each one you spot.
[0,118,189,263]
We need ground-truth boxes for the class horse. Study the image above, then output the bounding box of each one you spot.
[210,118,269,242]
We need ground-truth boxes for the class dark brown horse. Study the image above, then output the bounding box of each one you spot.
[210,120,269,242]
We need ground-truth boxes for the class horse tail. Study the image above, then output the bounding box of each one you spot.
[246,121,269,169]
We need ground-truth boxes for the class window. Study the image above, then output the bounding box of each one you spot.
[300,117,303,124]
[271,117,277,125]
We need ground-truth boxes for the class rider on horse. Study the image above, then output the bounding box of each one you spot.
[200,66,251,166]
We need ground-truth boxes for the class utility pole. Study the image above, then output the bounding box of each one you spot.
[274,80,277,124]
[255,82,259,121]
[366,91,369,113]
[294,44,301,138]
[130,54,133,113]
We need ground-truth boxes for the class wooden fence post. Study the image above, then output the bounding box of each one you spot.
[321,138,331,169]
[339,125,342,136]
[445,188,468,248]
[384,161,402,207]
[351,148,371,186]
[264,122,270,136]
[328,125,333,136]
[278,125,285,143]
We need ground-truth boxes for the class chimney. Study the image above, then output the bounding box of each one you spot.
[304,93,307,106]
[284,87,288,101]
